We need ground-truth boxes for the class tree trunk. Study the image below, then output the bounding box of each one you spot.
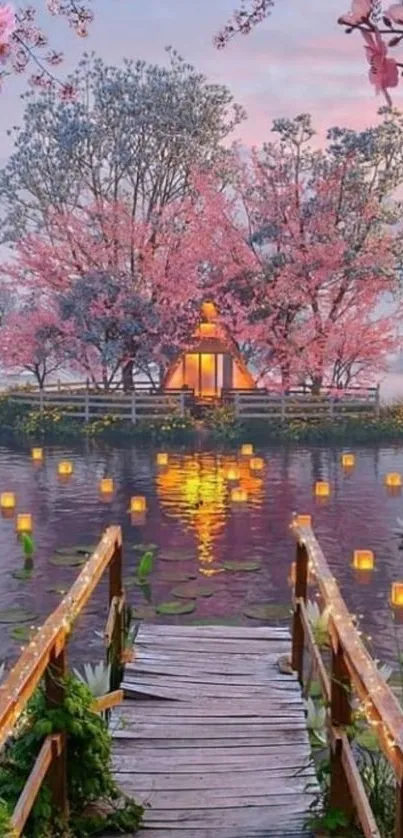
[122,360,134,392]
[311,375,323,395]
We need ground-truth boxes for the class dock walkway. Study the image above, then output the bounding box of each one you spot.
[107,623,316,838]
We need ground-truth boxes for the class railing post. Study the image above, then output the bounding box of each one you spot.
[291,540,308,683]
[84,388,90,423]
[281,391,286,422]
[395,781,403,837]
[39,388,44,414]
[179,391,185,417]
[329,643,354,821]
[234,392,240,418]
[109,537,124,689]
[375,383,381,419]
[45,647,69,821]
[131,391,136,424]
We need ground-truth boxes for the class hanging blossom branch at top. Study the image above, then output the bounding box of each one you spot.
[338,0,403,106]
[0,0,94,96]
[214,0,275,47]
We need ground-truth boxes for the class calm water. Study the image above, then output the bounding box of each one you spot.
[1,441,403,669]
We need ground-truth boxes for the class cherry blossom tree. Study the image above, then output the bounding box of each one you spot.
[224,114,401,391]
[0,304,66,387]
[0,51,243,242]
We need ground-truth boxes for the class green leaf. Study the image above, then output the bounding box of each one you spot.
[21,532,35,558]
[136,550,154,583]
[156,601,196,615]
[223,561,262,572]
[9,624,35,642]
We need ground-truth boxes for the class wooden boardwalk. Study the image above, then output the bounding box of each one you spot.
[106,623,316,838]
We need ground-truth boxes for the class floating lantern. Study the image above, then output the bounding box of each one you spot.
[241,444,254,457]
[99,478,114,494]
[1,492,16,510]
[31,448,43,462]
[130,496,147,514]
[353,550,374,571]
[385,473,402,488]
[295,514,312,527]
[341,453,355,468]
[156,452,169,467]
[226,467,240,481]
[231,487,248,503]
[314,481,330,498]
[392,583,403,607]
[250,457,264,471]
[58,461,73,477]
[16,514,32,533]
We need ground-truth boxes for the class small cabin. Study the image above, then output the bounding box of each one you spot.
[162,302,255,399]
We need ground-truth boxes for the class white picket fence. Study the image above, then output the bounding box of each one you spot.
[228,386,380,420]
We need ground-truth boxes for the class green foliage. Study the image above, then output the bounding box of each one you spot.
[0,797,15,837]
[20,533,35,559]
[203,403,241,441]
[83,415,123,438]
[16,407,79,440]
[136,550,154,585]
[149,411,196,442]
[0,675,143,837]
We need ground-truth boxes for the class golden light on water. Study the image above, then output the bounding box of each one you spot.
[156,453,263,568]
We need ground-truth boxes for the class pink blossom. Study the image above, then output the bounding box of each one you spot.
[0,3,15,43]
[384,3,403,24]
[362,29,399,105]
[339,0,372,25]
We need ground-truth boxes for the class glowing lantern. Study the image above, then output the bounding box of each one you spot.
[353,550,374,571]
[314,481,330,497]
[31,448,43,462]
[16,514,32,533]
[231,488,248,503]
[226,467,240,481]
[99,478,114,494]
[1,492,16,510]
[241,444,254,457]
[130,496,147,514]
[201,301,217,320]
[58,461,73,477]
[157,452,169,467]
[341,453,355,468]
[250,457,264,471]
[392,583,403,607]
[385,473,402,488]
[295,514,312,527]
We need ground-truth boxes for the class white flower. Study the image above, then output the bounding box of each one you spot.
[73,661,111,698]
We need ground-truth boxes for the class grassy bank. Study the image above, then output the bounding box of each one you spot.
[2,395,403,446]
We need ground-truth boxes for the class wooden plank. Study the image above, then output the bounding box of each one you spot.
[111,753,313,774]
[112,699,302,718]
[11,734,59,834]
[92,690,123,714]
[122,681,302,702]
[126,667,295,687]
[113,769,315,793]
[143,802,311,823]
[137,625,290,639]
[112,723,308,740]
[116,777,313,801]
[133,638,292,654]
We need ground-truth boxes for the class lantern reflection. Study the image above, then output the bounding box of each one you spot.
[156,453,263,567]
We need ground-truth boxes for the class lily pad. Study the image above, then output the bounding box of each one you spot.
[55,545,96,556]
[160,571,197,583]
[0,607,37,624]
[156,600,196,616]
[159,549,196,562]
[10,624,35,642]
[50,555,86,567]
[171,582,216,600]
[12,569,33,581]
[223,561,262,572]
[131,605,156,619]
[243,603,291,622]
[132,543,157,553]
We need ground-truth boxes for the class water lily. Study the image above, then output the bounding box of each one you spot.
[304,697,327,746]
[73,661,111,698]
[306,599,331,646]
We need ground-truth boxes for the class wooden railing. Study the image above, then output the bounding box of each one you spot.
[6,388,187,422]
[0,525,125,836]
[229,386,380,421]
[291,517,403,838]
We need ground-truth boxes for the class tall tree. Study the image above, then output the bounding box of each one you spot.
[0,51,244,241]
[0,305,66,387]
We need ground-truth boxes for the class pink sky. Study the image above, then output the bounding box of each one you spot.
[0,0,388,163]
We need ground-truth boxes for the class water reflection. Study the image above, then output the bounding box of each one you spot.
[156,453,263,568]
[1,442,403,668]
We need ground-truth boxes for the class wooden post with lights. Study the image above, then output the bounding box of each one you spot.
[109,532,124,689]
[291,539,308,684]
[329,642,354,821]
[44,647,69,821]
